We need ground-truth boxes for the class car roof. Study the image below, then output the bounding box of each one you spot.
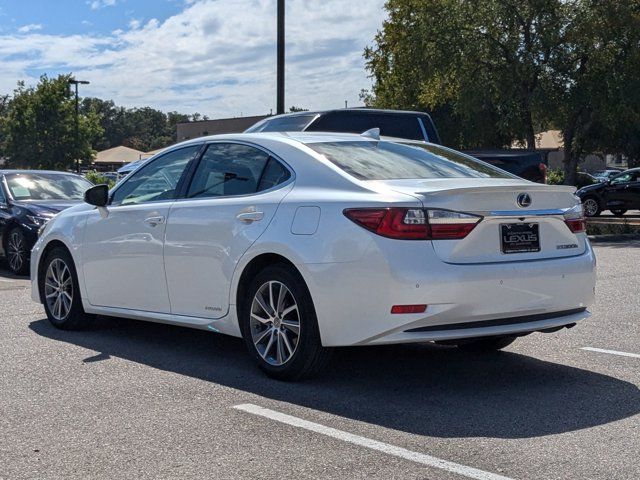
[175,131,433,149]
[262,108,431,120]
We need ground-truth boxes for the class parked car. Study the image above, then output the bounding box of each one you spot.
[246,108,442,144]
[592,168,624,182]
[247,110,547,183]
[463,150,548,184]
[577,167,640,216]
[0,170,93,275]
[576,172,598,188]
[101,172,119,183]
[32,132,595,380]
[117,159,148,179]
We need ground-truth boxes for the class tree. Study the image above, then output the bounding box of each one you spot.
[548,0,640,184]
[2,75,101,170]
[364,0,567,149]
[363,0,640,183]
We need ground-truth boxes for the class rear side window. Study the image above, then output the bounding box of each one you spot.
[245,114,316,133]
[307,141,512,180]
[307,112,425,141]
[258,158,291,191]
[187,143,290,198]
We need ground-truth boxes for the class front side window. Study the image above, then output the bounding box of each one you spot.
[611,171,638,184]
[187,143,288,198]
[4,173,92,201]
[111,145,200,205]
[307,141,512,181]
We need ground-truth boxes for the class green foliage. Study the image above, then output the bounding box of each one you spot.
[80,98,197,152]
[289,106,309,112]
[85,170,116,189]
[546,168,565,185]
[1,75,102,170]
[364,0,640,181]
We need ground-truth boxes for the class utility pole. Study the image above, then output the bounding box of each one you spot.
[68,78,90,173]
[276,0,285,115]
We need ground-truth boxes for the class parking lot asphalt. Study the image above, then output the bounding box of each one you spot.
[0,244,638,480]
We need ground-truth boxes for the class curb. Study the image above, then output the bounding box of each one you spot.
[588,233,640,243]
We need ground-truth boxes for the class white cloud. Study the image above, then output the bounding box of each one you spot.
[17,24,43,33]
[89,0,118,10]
[0,0,387,118]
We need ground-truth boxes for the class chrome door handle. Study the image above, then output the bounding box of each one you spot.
[143,215,165,226]
[236,211,264,223]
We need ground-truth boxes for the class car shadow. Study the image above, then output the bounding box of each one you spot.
[29,316,640,440]
[0,260,29,280]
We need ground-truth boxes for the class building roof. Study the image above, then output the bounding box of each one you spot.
[94,145,145,164]
[177,115,269,140]
[535,130,563,150]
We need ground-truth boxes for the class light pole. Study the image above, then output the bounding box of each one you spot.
[276,0,285,115]
[68,78,90,173]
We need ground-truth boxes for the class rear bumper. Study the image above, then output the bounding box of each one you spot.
[377,308,588,345]
[302,238,596,346]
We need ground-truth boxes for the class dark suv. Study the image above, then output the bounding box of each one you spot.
[245,109,441,144]
[246,109,547,183]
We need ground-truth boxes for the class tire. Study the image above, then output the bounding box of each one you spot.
[455,335,517,352]
[5,227,30,275]
[239,264,331,381]
[582,197,601,217]
[610,209,627,217]
[39,247,93,330]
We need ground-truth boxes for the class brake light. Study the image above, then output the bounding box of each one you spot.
[564,204,586,233]
[539,163,548,184]
[343,208,482,240]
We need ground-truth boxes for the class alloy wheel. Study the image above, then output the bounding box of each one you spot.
[44,258,74,321]
[250,280,301,366]
[583,198,598,217]
[7,231,25,273]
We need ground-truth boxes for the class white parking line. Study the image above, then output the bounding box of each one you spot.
[581,347,640,359]
[233,403,513,480]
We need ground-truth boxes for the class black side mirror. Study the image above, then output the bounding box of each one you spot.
[84,184,109,207]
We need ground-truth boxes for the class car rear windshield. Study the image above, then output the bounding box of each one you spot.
[5,173,92,201]
[306,141,512,180]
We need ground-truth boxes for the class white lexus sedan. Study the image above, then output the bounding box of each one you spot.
[31,132,595,380]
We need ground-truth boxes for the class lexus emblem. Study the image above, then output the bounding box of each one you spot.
[517,193,532,208]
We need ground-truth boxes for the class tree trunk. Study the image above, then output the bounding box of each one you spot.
[525,120,536,150]
[562,128,578,186]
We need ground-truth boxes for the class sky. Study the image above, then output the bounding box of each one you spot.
[0,0,388,118]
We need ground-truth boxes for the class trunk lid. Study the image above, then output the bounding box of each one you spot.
[370,178,586,264]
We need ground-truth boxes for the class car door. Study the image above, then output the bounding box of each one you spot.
[604,171,638,209]
[82,145,201,312]
[163,142,293,320]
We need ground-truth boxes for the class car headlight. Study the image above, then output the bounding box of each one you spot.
[26,215,51,227]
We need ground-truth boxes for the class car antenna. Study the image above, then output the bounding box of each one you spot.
[360,128,380,141]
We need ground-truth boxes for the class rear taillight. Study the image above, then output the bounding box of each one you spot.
[564,204,586,233]
[539,162,548,184]
[344,208,482,240]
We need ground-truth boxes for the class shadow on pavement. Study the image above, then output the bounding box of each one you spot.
[29,316,640,440]
[0,259,30,281]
